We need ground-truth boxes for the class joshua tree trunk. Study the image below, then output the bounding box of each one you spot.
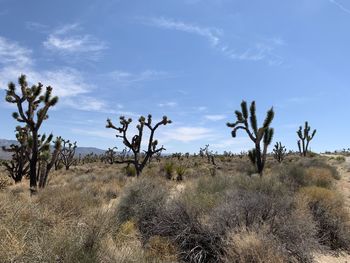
[29,129,38,191]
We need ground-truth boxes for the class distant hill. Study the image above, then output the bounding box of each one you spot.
[0,139,106,160]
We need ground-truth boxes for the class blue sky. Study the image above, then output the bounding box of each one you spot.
[0,0,349,153]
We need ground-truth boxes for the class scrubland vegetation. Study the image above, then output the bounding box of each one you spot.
[1,75,350,262]
[1,155,350,263]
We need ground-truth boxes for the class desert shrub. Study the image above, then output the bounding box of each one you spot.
[231,174,288,197]
[222,229,285,263]
[182,175,236,212]
[333,156,346,162]
[105,188,118,200]
[305,167,333,188]
[278,159,339,191]
[139,200,223,263]
[36,186,98,218]
[232,159,256,175]
[124,165,136,177]
[145,236,178,261]
[176,165,186,181]
[299,186,350,251]
[115,177,168,225]
[164,162,174,179]
[211,188,318,262]
[0,175,12,190]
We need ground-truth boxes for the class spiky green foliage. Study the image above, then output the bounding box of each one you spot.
[297,121,316,157]
[106,114,172,176]
[273,142,287,163]
[5,75,59,191]
[227,100,274,175]
[1,126,30,183]
[38,136,62,188]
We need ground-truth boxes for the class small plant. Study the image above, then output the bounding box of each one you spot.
[125,165,136,177]
[227,100,274,176]
[176,165,186,181]
[164,162,174,179]
[297,121,316,157]
[273,142,287,163]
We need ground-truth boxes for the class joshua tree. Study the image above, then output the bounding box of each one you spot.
[106,114,171,176]
[5,75,58,191]
[199,145,209,159]
[227,100,274,176]
[105,147,118,164]
[2,126,30,183]
[38,136,61,188]
[297,121,316,157]
[59,138,77,170]
[273,141,287,163]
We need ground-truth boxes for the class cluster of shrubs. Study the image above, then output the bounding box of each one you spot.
[115,157,350,263]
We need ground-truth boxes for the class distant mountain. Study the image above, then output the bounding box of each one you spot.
[0,139,106,160]
[75,147,106,157]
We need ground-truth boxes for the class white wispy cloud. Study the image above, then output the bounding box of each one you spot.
[0,37,32,67]
[0,66,91,98]
[158,101,177,107]
[0,36,108,112]
[146,17,221,46]
[142,17,284,65]
[222,41,284,65]
[329,0,350,14]
[109,70,171,84]
[204,114,226,121]
[195,106,208,111]
[161,126,214,142]
[26,21,49,32]
[43,23,107,59]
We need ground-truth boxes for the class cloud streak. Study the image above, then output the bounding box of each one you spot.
[43,23,107,60]
[142,17,284,65]
[109,70,172,84]
[146,17,221,46]
[329,0,350,14]
[0,36,108,111]
[204,114,226,121]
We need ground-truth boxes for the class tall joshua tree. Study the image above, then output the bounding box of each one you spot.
[297,121,316,157]
[106,114,171,176]
[227,100,274,176]
[5,75,58,191]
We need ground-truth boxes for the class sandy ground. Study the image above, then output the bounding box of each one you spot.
[315,156,350,263]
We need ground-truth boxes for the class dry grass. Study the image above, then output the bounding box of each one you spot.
[0,155,349,262]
